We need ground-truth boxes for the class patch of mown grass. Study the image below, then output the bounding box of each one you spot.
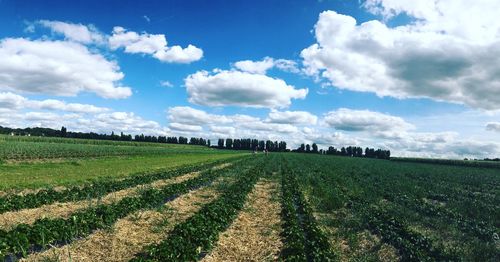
[0,153,245,190]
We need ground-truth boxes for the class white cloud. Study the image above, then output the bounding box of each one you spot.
[267,109,318,125]
[168,106,232,125]
[486,122,500,132]
[169,122,203,132]
[109,27,203,63]
[233,57,299,74]
[323,108,414,133]
[86,112,164,135]
[0,92,109,113]
[209,125,236,137]
[160,81,174,88]
[0,92,25,109]
[302,129,360,147]
[301,5,500,109]
[185,70,308,108]
[33,100,109,113]
[2,108,168,136]
[234,57,275,74]
[153,44,203,63]
[109,26,166,54]
[239,122,298,133]
[274,59,301,73]
[38,20,104,44]
[384,133,500,159]
[0,38,132,98]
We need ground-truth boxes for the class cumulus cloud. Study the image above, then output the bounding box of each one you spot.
[301,2,500,109]
[109,27,203,63]
[233,57,299,74]
[0,92,109,113]
[153,45,203,63]
[169,122,203,132]
[323,108,414,134]
[185,70,308,108]
[486,122,500,132]
[239,122,298,133]
[266,110,318,125]
[70,111,164,136]
[168,106,300,135]
[233,57,275,74]
[38,20,104,44]
[209,126,236,136]
[0,38,132,98]
[168,106,232,125]
[384,132,500,159]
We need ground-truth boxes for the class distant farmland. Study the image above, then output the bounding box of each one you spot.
[0,136,498,261]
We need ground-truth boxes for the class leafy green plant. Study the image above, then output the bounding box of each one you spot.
[131,155,269,262]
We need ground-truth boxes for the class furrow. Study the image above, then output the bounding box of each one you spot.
[202,178,282,262]
[0,171,201,230]
[22,179,226,262]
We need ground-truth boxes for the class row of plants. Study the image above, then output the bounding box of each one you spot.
[280,157,337,261]
[391,157,500,169]
[0,159,250,260]
[391,194,498,243]
[282,154,499,261]
[359,204,458,261]
[0,158,241,214]
[130,155,268,261]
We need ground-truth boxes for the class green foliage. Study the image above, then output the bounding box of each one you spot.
[131,155,268,261]
[391,157,500,169]
[0,159,239,213]
[280,157,337,261]
[0,134,220,161]
[284,154,500,261]
[0,159,246,260]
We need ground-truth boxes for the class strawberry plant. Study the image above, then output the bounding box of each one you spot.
[131,155,269,261]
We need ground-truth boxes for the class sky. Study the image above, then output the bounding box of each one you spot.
[0,0,500,159]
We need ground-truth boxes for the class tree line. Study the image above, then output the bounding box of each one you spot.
[0,126,210,146]
[2,125,393,158]
[292,143,391,160]
[216,138,287,152]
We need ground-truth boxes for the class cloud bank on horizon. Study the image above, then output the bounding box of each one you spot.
[0,0,499,159]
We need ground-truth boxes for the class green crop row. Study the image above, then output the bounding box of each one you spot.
[391,194,499,243]
[130,155,268,262]
[0,158,242,214]
[361,205,459,261]
[280,157,336,261]
[0,160,248,260]
[391,157,500,169]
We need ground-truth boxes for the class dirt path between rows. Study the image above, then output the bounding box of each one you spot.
[21,176,230,262]
[202,178,283,262]
[0,163,231,230]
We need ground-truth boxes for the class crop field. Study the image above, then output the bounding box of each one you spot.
[0,135,217,162]
[0,142,498,261]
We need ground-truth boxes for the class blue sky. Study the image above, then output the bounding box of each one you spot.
[0,0,499,158]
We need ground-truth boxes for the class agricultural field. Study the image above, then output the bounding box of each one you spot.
[0,144,498,261]
[0,135,242,190]
[0,135,217,162]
